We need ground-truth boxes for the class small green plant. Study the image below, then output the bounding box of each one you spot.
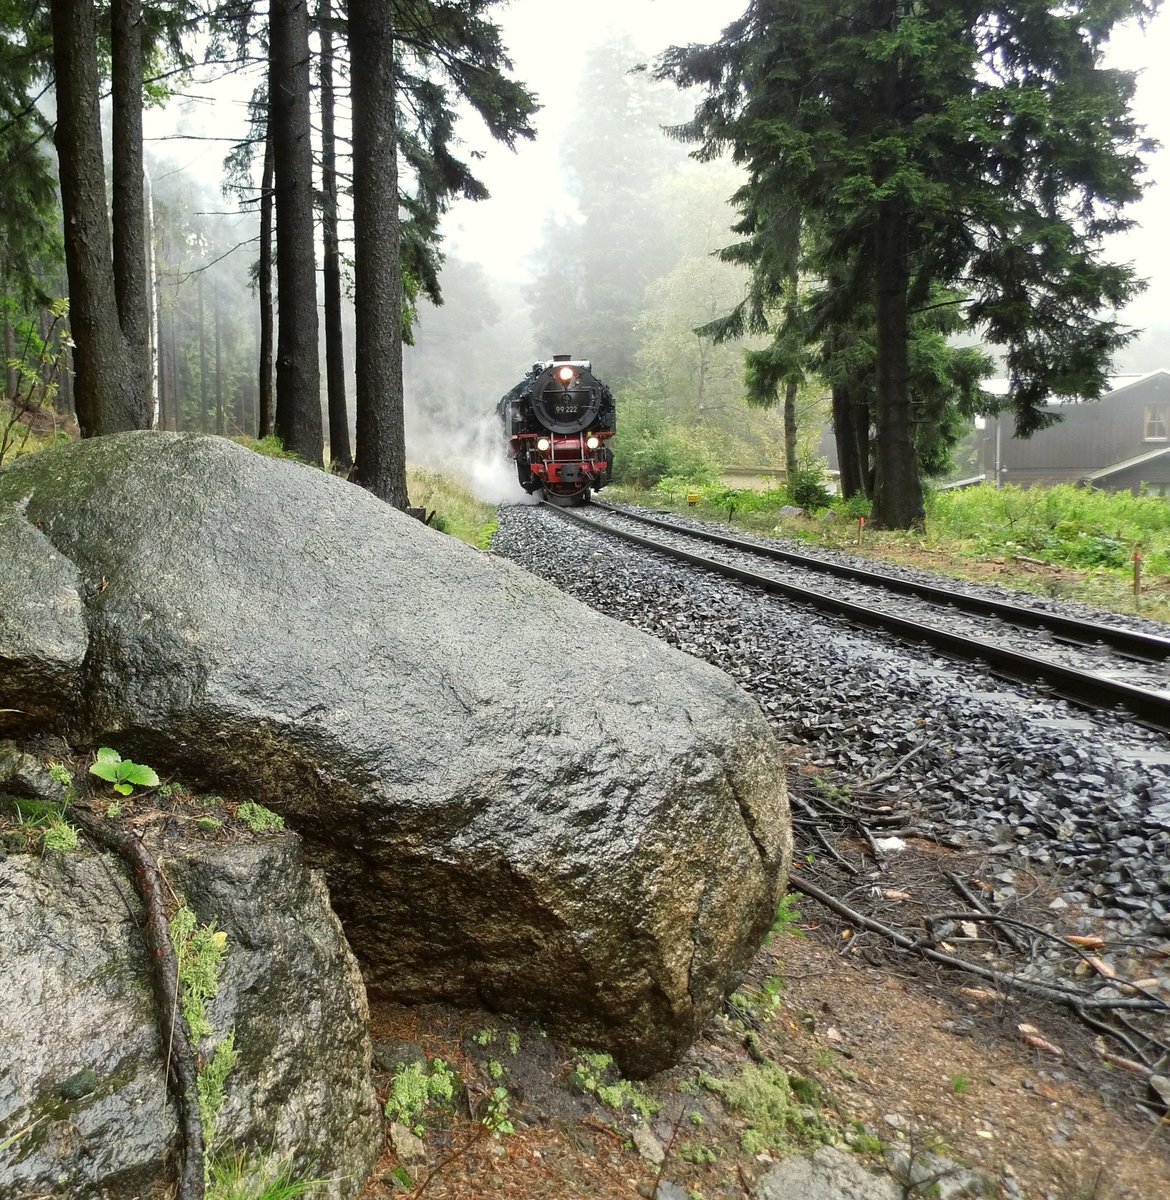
[88,747,160,796]
[701,1063,837,1154]
[235,801,284,833]
[473,1027,497,1047]
[106,801,123,819]
[198,1033,240,1145]
[950,1074,972,1096]
[42,818,79,852]
[768,893,804,941]
[849,1124,885,1155]
[170,905,229,1041]
[487,1059,504,1080]
[48,762,73,788]
[756,976,786,1018]
[812,776,852,804]
[506,1031,521,1056]
[679,1141,717,1165]
[482,1086,515,1136]
[689,1110,705,1126]
[570,1051,660,1119]
[11,796,79,854]
[383,1058,460,1130]
[205,1150,324,1200]
[198,816,224,833]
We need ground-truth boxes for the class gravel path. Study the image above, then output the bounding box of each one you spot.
[492,504,1170,941]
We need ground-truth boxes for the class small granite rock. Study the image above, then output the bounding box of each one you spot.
[389,1122,428,1163]
[632,1124,666,1165]
[753,1145,899,1200]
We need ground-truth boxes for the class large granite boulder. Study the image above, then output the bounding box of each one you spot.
[0,809,381,1198]
[0,432,791,1075]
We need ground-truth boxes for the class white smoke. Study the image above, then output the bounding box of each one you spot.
[408,406,537,506]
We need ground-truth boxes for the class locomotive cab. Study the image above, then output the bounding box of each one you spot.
[498,355,616,505]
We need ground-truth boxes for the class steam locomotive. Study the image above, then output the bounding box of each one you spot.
[498,356,616,505]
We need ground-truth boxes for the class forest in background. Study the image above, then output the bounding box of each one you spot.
[2,0,1162,528]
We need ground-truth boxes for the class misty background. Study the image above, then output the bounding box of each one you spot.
[140,0,1170,497]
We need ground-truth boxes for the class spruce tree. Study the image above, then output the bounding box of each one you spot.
[658,0,1153,528]
[350,0,536,508]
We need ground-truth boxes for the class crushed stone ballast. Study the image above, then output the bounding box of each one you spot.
[555,500,1170,732]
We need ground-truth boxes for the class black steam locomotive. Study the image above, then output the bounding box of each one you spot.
[498,356,616,505]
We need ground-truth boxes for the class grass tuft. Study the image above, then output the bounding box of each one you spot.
[407,468,498,549]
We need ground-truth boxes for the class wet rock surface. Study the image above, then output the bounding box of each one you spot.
[752,1145,899,1200]
[492,504,1170,941]
[0,833,380,1199]
[0,432,791,1075]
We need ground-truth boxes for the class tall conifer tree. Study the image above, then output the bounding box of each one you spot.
[659,0,1154,527]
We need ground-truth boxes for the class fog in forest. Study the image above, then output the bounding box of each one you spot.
[138,0,1170,491]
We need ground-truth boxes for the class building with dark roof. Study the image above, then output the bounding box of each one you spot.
[983,370,1170,494]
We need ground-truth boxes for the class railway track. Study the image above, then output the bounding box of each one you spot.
[545,499,1170,733]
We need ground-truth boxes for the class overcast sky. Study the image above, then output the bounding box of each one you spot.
[441,0,749,277]
[442,0,1170,350]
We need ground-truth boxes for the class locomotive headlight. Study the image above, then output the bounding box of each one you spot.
[586,435,600,449]
[536,437,551,451]
[556,366,575,384]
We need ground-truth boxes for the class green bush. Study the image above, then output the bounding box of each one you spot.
[786,456,833,511]
[832,492,871,521]
[927,484,1170,574]
[610,404,720,490]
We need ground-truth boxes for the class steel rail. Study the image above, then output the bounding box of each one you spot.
[590,499,1170,663]
[545,502,1170,732]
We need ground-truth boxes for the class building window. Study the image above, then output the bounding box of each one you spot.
[1144,406,1169,441]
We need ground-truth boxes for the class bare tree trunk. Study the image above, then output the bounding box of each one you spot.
[51,0,147,436]
[270,0,322,464]
[144,165,159,426]
[155,289,168,429]
[783,377,799,489]
[214,279,224,435]
[198,272,208,433]
[257,127,275,439]
[870,200,922,527]
[349,0,408,507]
[110,0,150,420]
[832,384,865,500]
[319,2,352,471]
[168,312,181,430]
[868,1,923,530]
